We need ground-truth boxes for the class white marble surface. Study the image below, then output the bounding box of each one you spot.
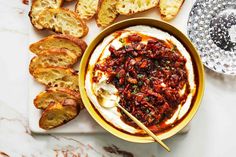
[0,0,236,156]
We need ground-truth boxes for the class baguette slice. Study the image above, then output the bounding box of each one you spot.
[37,8,89,38]
[95,0,118,27]
[159,0,185,21]
[29,34,87,58]
[34,87,83,110]
[29,49,78,74]
[29,0,63,29]
[75,0,99,20]
[116,0,159,15]
[31,67,79,91]
[39,99,79,130]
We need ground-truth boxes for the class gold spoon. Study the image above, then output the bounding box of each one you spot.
[98,94,170,152]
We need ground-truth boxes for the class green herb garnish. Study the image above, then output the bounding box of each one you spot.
[131,85,138,94]
[119,38,124,43]
[145,97,150,101]
[138,81,143,86]
[124,45,129,49]
[137,74,143,79]
[116,73,120,78]
[132,85,138,88]
[145,109,150,114]
[154,60,159,66]
[171,45,178,52]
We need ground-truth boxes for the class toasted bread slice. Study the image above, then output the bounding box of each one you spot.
[37,8,88,38]
[29,49,78,74]
[39,99,79,130]
[159,0,185,21]
[34,87,83,110]
[95,0,118,27]
[75,0,99,20]
[29,0,63,29]
[116,0,159,15]
[29,34,87,58]
[31,67,79,91]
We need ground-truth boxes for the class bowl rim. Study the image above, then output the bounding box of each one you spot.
[79,17,205,143]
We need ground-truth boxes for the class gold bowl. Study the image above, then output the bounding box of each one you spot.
[79,18,205,143]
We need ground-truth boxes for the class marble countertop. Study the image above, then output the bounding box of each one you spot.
[0,0,236,156]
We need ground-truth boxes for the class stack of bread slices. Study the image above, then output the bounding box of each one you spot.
[76,0,185,27]
[29,34,87,130]
[29,0,185,33]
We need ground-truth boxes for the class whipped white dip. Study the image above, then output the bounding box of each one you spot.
[85,25,196,134]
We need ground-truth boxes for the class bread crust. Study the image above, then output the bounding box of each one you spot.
[37,8,89,38]
[95,0,119,27]
[52,34,88,52]
[39,99,79,130]
[29,34,87,57]
[34,87,84,110]
[29,0,64,29]
[29,48,78,74]
[116,0,159,15]
[31,67,79,91]
[75,0,99,20]
[29,56,39,75]
[159,0,185,21]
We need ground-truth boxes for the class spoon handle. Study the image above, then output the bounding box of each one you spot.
[117,104,170,152]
